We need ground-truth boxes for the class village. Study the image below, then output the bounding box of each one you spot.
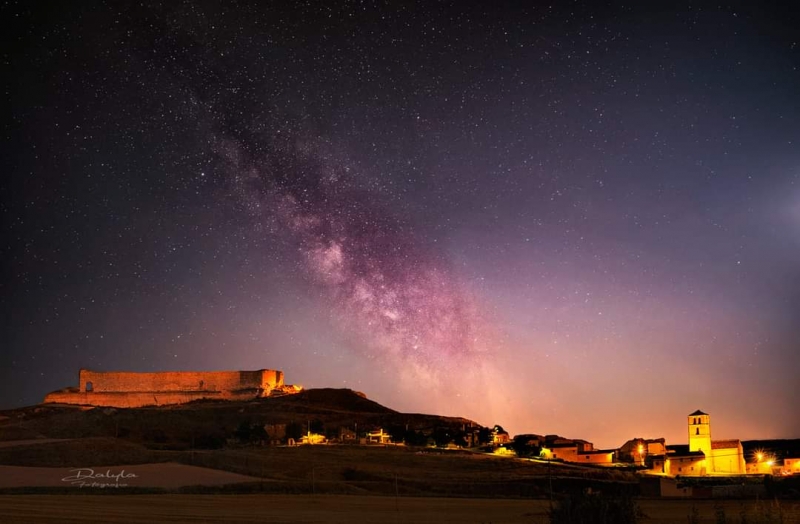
[278,409,800,482]
[43,369,800,487]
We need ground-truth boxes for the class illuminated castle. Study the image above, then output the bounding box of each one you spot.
[44,368,302,408]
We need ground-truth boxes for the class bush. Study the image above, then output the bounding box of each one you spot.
[550,491,641,524]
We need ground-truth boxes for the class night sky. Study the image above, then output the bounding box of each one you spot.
[3,1,799,448]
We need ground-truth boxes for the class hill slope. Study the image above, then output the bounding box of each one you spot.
[0,389,477,449]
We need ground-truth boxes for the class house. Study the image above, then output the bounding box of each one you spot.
[746,456,800,475]
[491,425,510,445]
[264,423,286,444]
[540,437,613,465]
[338,427,357,443]
[618,438,667,465]
[663,451,707,476]
[300,433,326,445]
[366,428,392,444]
[783,458,800,475]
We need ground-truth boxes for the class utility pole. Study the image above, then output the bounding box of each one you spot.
[548,458,553,510]
[395,473,399,511]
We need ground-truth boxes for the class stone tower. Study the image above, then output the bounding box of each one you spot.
[688,409,711,457]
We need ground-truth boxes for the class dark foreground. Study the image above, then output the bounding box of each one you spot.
[2,494,799,524]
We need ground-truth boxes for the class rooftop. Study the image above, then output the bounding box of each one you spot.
[712,439,741,450]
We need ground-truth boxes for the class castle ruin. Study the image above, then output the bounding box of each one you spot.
[43,368,301,408]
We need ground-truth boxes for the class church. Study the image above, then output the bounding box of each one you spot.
[652,410,746,476]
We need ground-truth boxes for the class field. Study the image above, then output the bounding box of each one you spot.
[2,494,799,524]
[1,399,798,523]
[0,437,636,497]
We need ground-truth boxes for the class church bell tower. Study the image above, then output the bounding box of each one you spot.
[688,409,711,457]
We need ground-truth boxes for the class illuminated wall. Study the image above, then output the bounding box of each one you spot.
[666,454,707,476]
[709,441,745,475]
[77,368,283,393]
[43,368,288,408]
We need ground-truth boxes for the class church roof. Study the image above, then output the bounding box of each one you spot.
[711,439,740,449]
[688,409,708,416]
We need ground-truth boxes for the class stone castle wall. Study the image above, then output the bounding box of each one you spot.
[77,369,283,393]
[43,368,288,408]
[43,390,255,408]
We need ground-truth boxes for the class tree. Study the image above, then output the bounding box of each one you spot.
[432,427,453,448]
[250,423,268,443]
[234,419,252,442]
[234,419,269,445]
[285,421,304,441]
[477,427,492,445]
[386,424,406,444]
[511,435,542,458]
[404,429,428,447]
[309,419,324,435]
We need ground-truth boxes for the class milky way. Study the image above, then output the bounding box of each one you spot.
[212,131,491,376]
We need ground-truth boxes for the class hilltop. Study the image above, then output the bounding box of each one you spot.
[0,388,476,450]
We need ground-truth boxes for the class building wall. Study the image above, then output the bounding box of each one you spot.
[666,455,707,476]
[77,369,283,393]
[550,446,577,460]
[746,462,773,474]
[549,446,613,464]
[618,438,666,464]
[650,457,667,475]
[42,390,258,407]
[574,452,614,464]
[710,445,745,475]
[784,458,800,475]
[659,478,694,498]
[647,441,667,455]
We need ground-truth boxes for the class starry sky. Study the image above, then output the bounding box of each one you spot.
[3,1,799,448]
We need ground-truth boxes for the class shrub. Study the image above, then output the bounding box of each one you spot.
[549,491,641,524]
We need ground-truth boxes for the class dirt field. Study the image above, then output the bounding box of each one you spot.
[0,495,798,524]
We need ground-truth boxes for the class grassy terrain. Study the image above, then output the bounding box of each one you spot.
[0,391,641,499]
[181,445,637,497]
[0,389,474,450]
[0,438,637,497]
[0,438,171,467]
